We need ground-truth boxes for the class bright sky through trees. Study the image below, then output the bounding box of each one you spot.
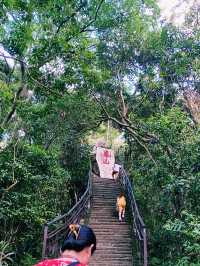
[158,0,197,25]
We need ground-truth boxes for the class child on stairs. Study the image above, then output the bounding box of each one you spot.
[116,192,126,222]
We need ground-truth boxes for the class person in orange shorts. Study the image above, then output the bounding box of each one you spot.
[116,192,126,222]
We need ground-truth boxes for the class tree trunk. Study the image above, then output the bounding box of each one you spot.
[183,89,200,125]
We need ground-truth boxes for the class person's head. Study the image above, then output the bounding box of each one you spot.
[61,224,96,265]
[119,192,124,198]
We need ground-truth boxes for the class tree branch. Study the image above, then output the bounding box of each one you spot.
[118,87,128,119]
[0,52,27,65]
[26,69,65,97]
[92,92,157,164]
[4,138,19,192]
[2,61,25,126]
[79,0,105,34]
[56,2,87,34]
[35,1,105,70]
[117,89,159,142]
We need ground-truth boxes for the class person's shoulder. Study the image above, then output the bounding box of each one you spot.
[34,258,79,266]
[34,259,61,266]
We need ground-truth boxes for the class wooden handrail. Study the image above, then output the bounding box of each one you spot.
[42,165,147,265]
[42,171,92,258]
[119,167,148,266]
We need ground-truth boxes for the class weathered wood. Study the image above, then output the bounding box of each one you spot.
[42,167,148,265]
[119,167,148,266]
[42,171,92,258]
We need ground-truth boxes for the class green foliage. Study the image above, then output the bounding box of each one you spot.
[0,144,71,264]
[61,137,90,199]
[0,241,14,265]
[126,108,200,265]
[164,211,200,263]
[0,0,199,265]
[19,253,37,266]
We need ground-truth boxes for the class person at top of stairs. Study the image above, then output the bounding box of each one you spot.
[34,224,96,266]
[116,192,126,222]
[112,162,121,180]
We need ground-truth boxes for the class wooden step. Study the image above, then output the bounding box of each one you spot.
[88,176,133,266]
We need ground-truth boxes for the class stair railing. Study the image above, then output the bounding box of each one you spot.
[42,171,92,258]
[119,167,148,266]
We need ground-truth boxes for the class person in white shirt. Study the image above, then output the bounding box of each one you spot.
[112,163,121,180]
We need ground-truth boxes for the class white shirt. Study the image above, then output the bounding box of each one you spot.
[113,164,121,172]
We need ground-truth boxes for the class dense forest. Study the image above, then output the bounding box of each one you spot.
[0,0,199,265]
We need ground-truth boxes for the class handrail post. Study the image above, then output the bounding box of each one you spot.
[143,227,148,266]
[88,170,92,209]
[89,170,92,197]
[42,225,48,258]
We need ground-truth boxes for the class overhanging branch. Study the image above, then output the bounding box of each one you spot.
[92,92,157,165]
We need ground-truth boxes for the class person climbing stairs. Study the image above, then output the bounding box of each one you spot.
[89,175,133,266]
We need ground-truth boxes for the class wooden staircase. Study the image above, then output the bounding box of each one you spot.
[89,176,133,266]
